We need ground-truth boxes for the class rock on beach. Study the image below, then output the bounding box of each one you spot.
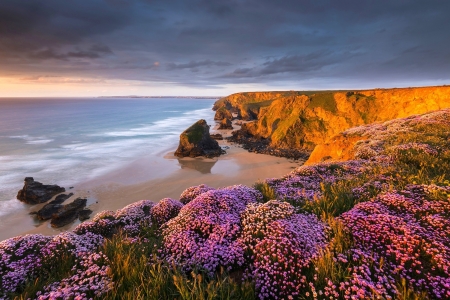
[17,177,65,205]
[174,119,224,158]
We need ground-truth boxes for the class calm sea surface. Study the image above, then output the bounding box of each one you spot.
[0,97,217,216]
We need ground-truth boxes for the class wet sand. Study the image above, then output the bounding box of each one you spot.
[0,121,304,240]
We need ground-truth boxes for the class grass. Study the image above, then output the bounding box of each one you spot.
[186,122,206,143]
[309,218,353,291]
[102,229,255,300]
[253,181,276,202]
[242,100,275,111]
[303,179,362,219]
[11,253,77,300]
[307,93,337,113]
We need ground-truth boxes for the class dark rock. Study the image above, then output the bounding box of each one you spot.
[218,118,233,130]
[78,209,93,221]
[36,193,73,221]
[228,129,310,160]
[17,177,65,205]
[210,133,224,140]
[214,107,233,120]
[69,186,74,189]
[174,119,224,158]
[50,198,87,228]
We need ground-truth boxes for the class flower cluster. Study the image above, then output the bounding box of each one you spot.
[179,184,215,204]
[239,200,295,255]
[265,160,365,206]
[390,142,439,156]
[0,234,51,297]
[343,109,450,160]
[351,175,392,201]
[151,198,184,226]
[74,200,156,237]
[162,185,261,275]
[37,252,112,299]
[0,232,105,299]
[253,214,328,300]
[336,185,450,299]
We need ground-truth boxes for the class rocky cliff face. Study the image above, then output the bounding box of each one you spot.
[306,108,450,164]
[213,91,298,120]
[216,86,450,154]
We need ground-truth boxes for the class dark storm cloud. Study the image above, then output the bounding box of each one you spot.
[167,60,232,70]
[1,0,450,89]
[30,45,113,60]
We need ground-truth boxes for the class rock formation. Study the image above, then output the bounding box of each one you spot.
[215,86,450,157]
[218,118,233,130]
[214,107,233,120]
[210,133,224,140]
[35,193,73,220]
[78,209,93,221]
[174,119,223,158]
[17,177,65,204]
[50,197,88,228]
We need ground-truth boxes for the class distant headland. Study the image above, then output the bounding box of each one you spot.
[98,95,222,99]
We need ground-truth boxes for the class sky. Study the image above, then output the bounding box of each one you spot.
[1,0,449,97]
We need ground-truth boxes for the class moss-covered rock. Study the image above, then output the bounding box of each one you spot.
[174,119,223,158]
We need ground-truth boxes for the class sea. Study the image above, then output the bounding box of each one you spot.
[0,97,217,219]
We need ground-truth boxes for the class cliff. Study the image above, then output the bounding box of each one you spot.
[215,86,450,154]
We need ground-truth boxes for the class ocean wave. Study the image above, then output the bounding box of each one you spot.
[0,198,26,217]
[26,139,54,145]
[89,108,213,138]
[10,135,53,144]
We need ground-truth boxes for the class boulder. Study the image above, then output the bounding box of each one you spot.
[218,118,233,130]
[35,193,73,220]
[210,133,224,140]
[17,177,65,204]
[78,209,93,221]
[50,198,87,228]
[174,119,223,158]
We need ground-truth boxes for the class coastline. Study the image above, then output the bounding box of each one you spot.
[0,120,303,241]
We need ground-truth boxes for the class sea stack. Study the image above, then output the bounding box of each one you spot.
[174,119,223,158]
[218,117,233,130]
[17,177,65,205]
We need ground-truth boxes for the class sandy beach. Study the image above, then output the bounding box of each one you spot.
[0,121,303,241]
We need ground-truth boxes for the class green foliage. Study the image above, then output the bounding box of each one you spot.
[242,100,274,111]
[396,278,429,300]
[308,93,337,113]
[186,122,205,143]
[12,254,77,300]
[103,232,255,300]
[254,181,276,202]
[304,180,361,219]
[173,270,255,300]
[310,219,353,290]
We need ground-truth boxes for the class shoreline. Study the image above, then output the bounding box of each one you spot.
[0,120,303,241]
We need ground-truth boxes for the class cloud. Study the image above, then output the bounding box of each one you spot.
[167,60,232,70]
[0,0,449,92]
[29,45,113,61]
